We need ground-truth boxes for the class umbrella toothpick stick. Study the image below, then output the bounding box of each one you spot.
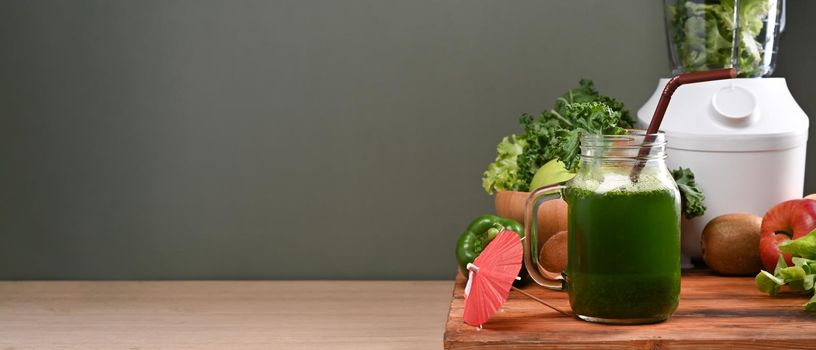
[511,286,572,316]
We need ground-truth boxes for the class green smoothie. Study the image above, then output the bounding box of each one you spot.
[564,176,680,323]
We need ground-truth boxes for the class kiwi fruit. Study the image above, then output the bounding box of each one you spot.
[539,230,567,273]
[701,213,763,276]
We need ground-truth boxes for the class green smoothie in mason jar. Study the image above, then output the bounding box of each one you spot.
[564,170,680,323]
[522,131,681,325]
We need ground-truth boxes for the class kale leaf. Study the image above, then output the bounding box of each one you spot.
[481,80,633,194]
[670,167,707,219]
[553,79,636,128]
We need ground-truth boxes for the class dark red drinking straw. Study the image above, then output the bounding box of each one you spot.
[630,68,737,182]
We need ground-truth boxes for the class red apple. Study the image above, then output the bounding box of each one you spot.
[759,199,816,271]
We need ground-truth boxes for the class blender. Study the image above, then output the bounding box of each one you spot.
[638,0,809,266]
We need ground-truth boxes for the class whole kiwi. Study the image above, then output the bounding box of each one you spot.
[539,230,567,273]
[701,213,763,276]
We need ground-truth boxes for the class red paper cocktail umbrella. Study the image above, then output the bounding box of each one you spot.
[463,230,523,326]
[463,230,571,327]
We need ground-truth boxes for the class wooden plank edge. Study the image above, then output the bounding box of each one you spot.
[444,270,464,350]
[443,338,816,350]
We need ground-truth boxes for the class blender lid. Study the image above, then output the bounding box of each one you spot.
[637,78,809,152]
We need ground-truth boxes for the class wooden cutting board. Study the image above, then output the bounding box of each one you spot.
[444,270,816,349]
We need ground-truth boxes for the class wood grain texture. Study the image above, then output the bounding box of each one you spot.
[444,271,816,349]
[0,280,452,349]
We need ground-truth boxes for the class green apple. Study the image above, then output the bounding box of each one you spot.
[529,159,575,190]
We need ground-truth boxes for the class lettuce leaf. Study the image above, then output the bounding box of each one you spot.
[806,292,816,311]
[756,233,816,311]
[482,135,527,194]
[779,229,816,259]
[756,270,784,296]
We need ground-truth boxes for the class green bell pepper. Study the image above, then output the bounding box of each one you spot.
[455,214,524,272]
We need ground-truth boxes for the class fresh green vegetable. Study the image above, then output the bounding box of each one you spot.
[480,80,707,220]
[755,270,784,295]
[779,231,816,259]
[670,167,707,219]
[755,229,816,311]
[479,81,708,220]
[519,101,628,176]
[455,215,524,272]
[482,135,527,195]
[481,80,633,194]
[669,0,774,77]
[552,79,635,127]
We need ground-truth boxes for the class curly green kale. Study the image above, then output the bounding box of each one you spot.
[554,79,635,128]
[516,102,628,188]
[481,80,633,194]
[670,167,706,219]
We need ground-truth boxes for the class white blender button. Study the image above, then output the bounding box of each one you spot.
[711,86,757,125]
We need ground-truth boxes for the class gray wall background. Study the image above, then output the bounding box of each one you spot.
[1,0,814,279]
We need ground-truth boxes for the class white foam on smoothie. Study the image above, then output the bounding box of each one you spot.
[572,166,676,194]
[594,173,630,194]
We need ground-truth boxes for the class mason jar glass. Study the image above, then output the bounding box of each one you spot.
[524,131,681,324]
[566,131,681,323]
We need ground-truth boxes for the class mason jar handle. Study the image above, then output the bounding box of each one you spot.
[780,0,786,33]
[523,185,567,290]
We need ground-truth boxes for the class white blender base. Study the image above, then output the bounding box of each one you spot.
[638,78,809,260]
[670,145,806,258]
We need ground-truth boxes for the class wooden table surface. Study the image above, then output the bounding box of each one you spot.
[0,280,453,349]
[445,271,816,349]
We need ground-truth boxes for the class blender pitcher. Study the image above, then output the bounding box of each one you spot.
[665,0,785,77]
[523,131,682,324]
